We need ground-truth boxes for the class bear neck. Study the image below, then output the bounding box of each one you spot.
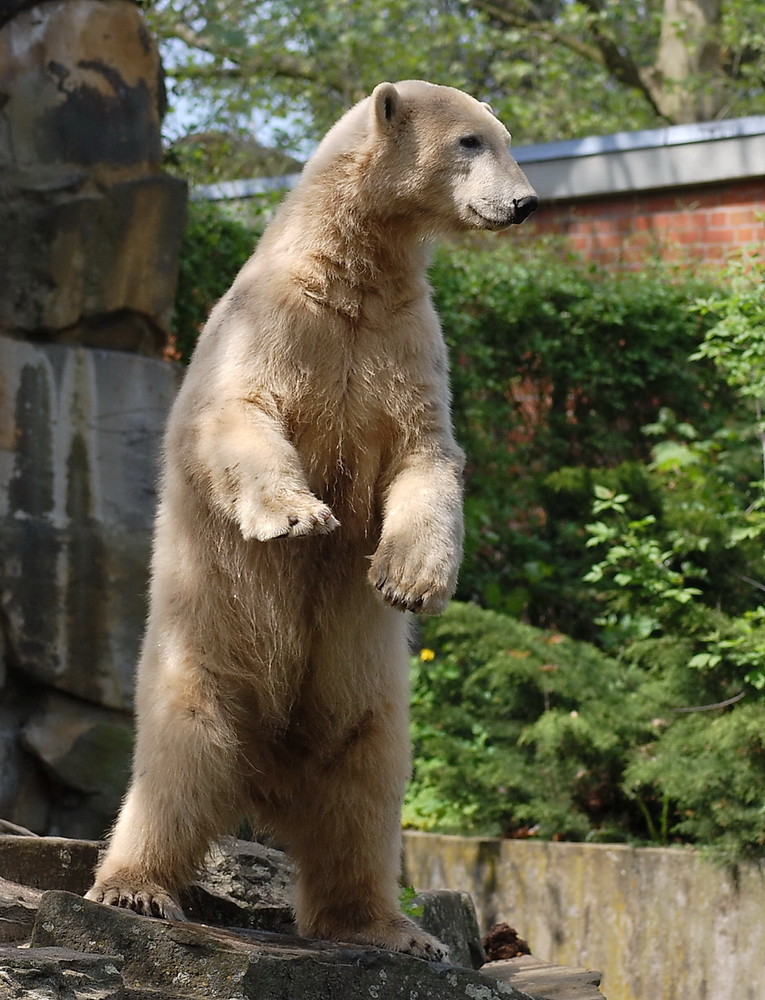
[282,165,431,321]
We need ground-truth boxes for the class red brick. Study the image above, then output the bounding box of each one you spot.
[728,209,756,225]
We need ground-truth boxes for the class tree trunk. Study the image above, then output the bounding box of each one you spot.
[642,0,727,122]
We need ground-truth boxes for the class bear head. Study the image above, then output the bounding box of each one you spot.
[304,80,539,236]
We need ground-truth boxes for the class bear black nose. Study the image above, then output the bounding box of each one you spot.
[513,195,539,224]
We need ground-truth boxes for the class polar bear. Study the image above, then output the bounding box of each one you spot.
[86,80,537,959]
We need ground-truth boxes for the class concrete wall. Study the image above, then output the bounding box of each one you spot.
[403,831,765,1000]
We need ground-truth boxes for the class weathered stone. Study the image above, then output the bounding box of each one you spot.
[1,176,187,348]
[412,888,485,970]
[0,877,42,942]
[32,891,534,1000]
[0,0,187,349]
[0,944,125,999]
[184,836,295,933]
[0,0,165,180]
[0,835,101,894]
[0,677,57,834]
[21,690,132,831]
[0,337,180,712]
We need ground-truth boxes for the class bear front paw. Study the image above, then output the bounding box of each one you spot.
[86,875,186,921]
[368,539,455,615]
[238,492,340,541]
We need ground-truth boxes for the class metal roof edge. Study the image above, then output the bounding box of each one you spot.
[513,115,765,165]
[190,173,301,202]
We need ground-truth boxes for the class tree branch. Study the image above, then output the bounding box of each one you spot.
[156,18,346,93]
[672,690,746,713]
[471,0,667,119]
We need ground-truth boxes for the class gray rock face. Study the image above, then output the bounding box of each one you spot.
[413,888,486,970]
[0,878,42,943]
[0,337,179,834]
[182,837,296,933]
[0,0,187,836]
[0,945,127,1000]
[0,338,178,712]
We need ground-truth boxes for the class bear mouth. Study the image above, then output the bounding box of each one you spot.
[467,205,514,230]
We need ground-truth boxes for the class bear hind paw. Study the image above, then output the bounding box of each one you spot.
[340,916,449,963]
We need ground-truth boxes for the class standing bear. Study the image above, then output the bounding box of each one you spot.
[87,80,537,959]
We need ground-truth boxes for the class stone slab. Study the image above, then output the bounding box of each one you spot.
[413,887,485,970]
[482,956,604,1000]
[1,176,187,342]
[0,944,123,999]
[0,876,42,942]
[0,0,165,177]
[31,890,535,1000]
[0,834,101,893]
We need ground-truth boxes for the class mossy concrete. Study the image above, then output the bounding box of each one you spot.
[403,831,765,1000]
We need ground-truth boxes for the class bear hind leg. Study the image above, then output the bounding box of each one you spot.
[279,706,448,961]
[86,688,243,920]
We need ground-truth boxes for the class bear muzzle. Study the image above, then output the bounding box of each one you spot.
[468,193,539,229]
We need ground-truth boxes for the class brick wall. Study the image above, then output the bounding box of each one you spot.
[514,178,765,267]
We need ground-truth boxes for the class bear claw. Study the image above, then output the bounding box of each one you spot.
[86,878,186,922]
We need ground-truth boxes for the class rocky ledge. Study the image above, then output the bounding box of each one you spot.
[0,831,604,999]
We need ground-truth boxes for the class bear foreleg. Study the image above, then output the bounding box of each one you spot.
[369,449,463,614]
[192,398,340,541]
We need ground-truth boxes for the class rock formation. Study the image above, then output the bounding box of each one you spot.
[0,832,542,1000]
[0,0,186,837]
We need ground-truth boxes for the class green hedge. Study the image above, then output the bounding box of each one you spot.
[429,245,729,633]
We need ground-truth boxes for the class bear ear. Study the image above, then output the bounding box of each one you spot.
[371,82,401,131]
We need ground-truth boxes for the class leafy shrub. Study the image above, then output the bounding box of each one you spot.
[405,601,649,841]
[406,601,765,859]
[578,247,765,858]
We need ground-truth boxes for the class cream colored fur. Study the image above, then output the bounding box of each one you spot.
[86,81,537,960]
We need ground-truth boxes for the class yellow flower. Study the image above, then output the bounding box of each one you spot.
[419,648,436,661]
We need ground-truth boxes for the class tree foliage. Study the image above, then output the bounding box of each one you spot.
[146,0,765,161]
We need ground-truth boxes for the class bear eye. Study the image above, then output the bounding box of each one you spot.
[459,135,482,151]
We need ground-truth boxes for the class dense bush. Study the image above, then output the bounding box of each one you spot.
[406,248,765,861]
[170,201,260,362]
[405,601,649,841]
[407,599,765,859]
[576,248,765,859]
